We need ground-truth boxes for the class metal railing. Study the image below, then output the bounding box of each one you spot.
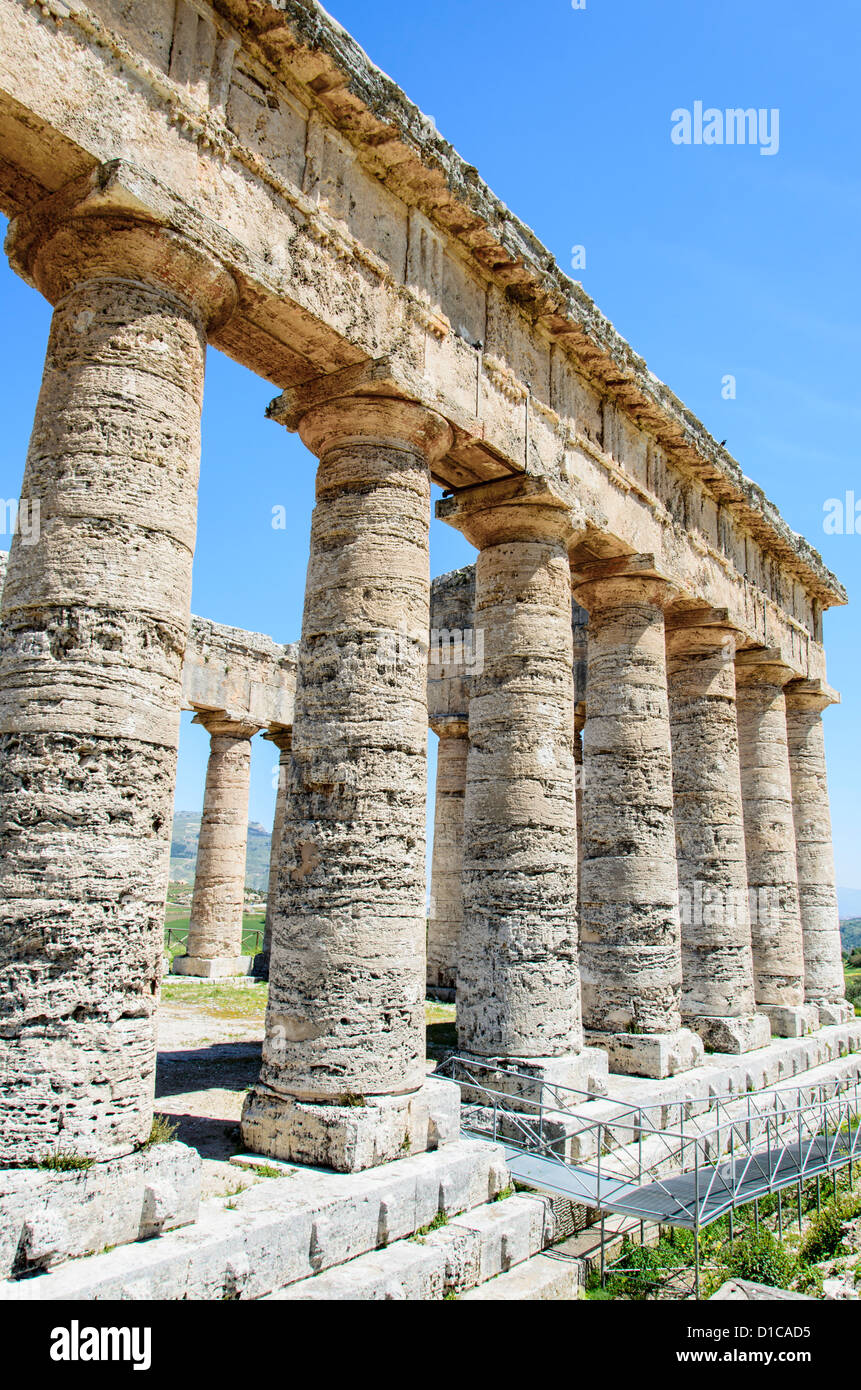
[164,925,265,954]
[437,1055,861,1230]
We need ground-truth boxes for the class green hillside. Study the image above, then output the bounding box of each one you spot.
[841,919,861,955]
[169,811,272,892]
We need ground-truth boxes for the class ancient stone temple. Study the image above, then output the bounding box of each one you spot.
[0,0,857,1301]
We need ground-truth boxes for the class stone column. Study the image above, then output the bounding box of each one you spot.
[172,713,262,979]
[427,718,468,999]
[0,171,236,1163]
[573,706,585,919]
[735,650,818,1037]
[438,476,607,1097]
[254,726,292,981]
[785,680,853,1026]
[665,613,770,1053]
[242,384,460,1172]
[572,556,704,1079]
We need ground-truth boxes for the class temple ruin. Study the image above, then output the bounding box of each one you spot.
[0,0,858,1300]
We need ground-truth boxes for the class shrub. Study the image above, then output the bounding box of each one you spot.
[723,1227,796,1289]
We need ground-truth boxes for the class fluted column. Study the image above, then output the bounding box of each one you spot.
[242,384,460,1171]
[665,613,770,1053]
[172,713,262,979]
[573,557,704,1078]
[254,726,292,981]
[437,476,607,1096]
[735,650,818,1037]
[0,170,236,1163]
[427,718,468,998]
[785,680,853,1026]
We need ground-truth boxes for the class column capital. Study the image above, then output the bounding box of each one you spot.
[430,715,469,739]
[572,553,681,611]
[262,725,294,754]
[6,163,237,330]
[436,474,585,549]
[665,607,741,658]
[735,648,800,688]
[191,711,263,740]
[268,358,454,463]
[784,678,841,712]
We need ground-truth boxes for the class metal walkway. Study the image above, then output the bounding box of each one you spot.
[439,1055,861,1231]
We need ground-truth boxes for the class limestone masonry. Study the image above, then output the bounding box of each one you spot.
[0,0,855,1299]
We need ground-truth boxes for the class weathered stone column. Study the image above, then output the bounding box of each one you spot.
[572,556,704,1078]
[427,718,468,998]
[735,650,818,1037]
[172,713,262,979]
[785,680,853,1026]
[241,381,460,1171]
[665,613,770,1053]
[573,705,585,919]
[438,476,607,1096]
[254,726,292,981]
[0,170,236,1163]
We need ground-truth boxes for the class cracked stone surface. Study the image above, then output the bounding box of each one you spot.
[0,199,235,1164]
[666,619,764,1051]
[736,652,807,1025]
[245,394,453,1162]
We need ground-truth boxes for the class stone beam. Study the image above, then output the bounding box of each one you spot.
[0,0,844,683]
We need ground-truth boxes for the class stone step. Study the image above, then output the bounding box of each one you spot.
[267,1193,552,1300]
[0,1139,510,1301]
[460,1251,583,1301]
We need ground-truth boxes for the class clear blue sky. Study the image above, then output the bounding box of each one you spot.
[0,0,859,895]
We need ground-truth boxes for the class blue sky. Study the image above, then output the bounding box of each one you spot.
[1,0,859,897]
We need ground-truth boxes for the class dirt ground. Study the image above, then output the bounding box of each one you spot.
[154,979,456,1197]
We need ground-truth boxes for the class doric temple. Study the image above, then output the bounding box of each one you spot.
[0,0,857,1300]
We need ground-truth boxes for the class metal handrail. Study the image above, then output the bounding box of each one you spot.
[438,1055,861,1228]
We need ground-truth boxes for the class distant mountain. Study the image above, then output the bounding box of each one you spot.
[839,888,861,921]
[169,812,271,892]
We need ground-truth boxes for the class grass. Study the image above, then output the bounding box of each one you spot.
[164,913,265,961]
[160,977,269,1019]
[587,1167,861,1300]
[412,1211,449,1241]
[142,1114,179,1148]
[426,1001,456,1058]
[37,1151,95,1172]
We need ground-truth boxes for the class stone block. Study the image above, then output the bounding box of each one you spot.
[763,1003,820,1038]
[0,1142,201,1278]
[690,1012,772,1055]
[240,1077,460,1173]
[586,1027,705,1079]
[171,955,255,979]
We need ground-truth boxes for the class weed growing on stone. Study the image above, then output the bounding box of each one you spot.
[37,1151,95,1172]
[142,1114,179,1148]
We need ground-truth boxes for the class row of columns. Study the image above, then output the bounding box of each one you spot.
[0,174,850,1172]
[429,557,850,1081]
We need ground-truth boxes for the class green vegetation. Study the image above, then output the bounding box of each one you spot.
[841,919,861,955]
[586,1169,861,1300]
[37,1151,95,1172]
[412,1211,449,1240]
[160,976,269,1020]
[141,1114,179,1148]
[425,1000,457,1059]
[251,1164,284,1179]
[164,914,265,961]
